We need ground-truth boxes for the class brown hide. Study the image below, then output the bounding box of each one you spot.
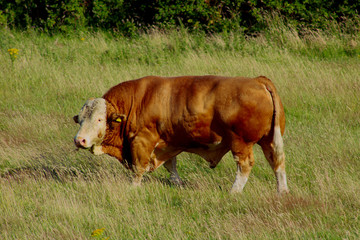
[99,75,285,174]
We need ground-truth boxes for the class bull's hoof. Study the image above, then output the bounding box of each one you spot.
[230,187,243,194]
[132,177,142,187]
[277,188,290,195]
[170,176,184,186]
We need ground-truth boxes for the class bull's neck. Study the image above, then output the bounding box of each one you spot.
[102,98,134,169]
[101,142,132,170]
[105,97,134,138]
[101,144,122,160]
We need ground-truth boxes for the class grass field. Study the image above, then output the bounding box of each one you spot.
[0,24,359,239]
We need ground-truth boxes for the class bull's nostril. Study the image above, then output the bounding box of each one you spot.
[74,137,87,148]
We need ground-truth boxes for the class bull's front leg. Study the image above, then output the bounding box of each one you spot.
[130,135,158,186]
[164,157,183,186]
[132,168,145,186]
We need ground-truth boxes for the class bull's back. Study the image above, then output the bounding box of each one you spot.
[105,76,278,144]
[140,76,275,144]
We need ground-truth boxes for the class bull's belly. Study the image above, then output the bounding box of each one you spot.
[150,140,229,170]
[185,142,229,168]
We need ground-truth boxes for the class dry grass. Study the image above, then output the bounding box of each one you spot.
[0,26,359,239]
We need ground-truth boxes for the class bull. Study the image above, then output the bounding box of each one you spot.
[73,75,288,194]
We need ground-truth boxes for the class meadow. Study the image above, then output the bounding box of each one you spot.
[0,24,359,239]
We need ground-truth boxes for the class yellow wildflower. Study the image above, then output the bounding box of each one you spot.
[7,48,19,62]
[8,48,18,54]
[91,228,105,237]
[81,37,85,41]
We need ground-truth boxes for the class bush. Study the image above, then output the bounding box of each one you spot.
[250,0,360,33]
[0,0,86,32]
[0,0,359,35]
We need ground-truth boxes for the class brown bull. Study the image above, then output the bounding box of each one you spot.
[73,75,288,193]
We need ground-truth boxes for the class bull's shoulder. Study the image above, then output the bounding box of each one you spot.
[103,80,135,99]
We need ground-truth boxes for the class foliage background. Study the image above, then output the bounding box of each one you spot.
[0,0,359,35]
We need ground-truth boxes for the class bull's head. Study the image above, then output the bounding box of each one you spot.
[73,98,127,155]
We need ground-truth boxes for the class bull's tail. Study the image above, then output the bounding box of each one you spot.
[266,83,284,156]
[257,76,283,152]
[259,76,288,194]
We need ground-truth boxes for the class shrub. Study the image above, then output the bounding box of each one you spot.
[0,0,359,35]
[0,0,86,32]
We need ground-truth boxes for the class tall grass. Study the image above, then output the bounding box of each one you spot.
[0,20,359,239]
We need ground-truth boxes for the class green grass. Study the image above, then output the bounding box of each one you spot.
[0,25,359,239]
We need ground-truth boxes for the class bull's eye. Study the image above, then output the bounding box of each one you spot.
[98,119,102,122]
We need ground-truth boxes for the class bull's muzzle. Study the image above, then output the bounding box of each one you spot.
[74,136,88,149]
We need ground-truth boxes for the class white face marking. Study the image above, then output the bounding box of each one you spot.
[74,98,107,152]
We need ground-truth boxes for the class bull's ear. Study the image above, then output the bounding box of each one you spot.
[110,113,126,123]
[73,115,79,123]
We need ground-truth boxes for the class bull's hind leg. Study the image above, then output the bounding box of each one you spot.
[231,142,255,194]
[259,132,289,194]
[164,157,183,186]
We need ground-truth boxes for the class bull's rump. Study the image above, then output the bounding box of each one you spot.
[104,75,276,148]
[172,76,273,144]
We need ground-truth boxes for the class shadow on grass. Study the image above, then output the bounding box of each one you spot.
[0,163,134,184]
[0,164,197,191]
